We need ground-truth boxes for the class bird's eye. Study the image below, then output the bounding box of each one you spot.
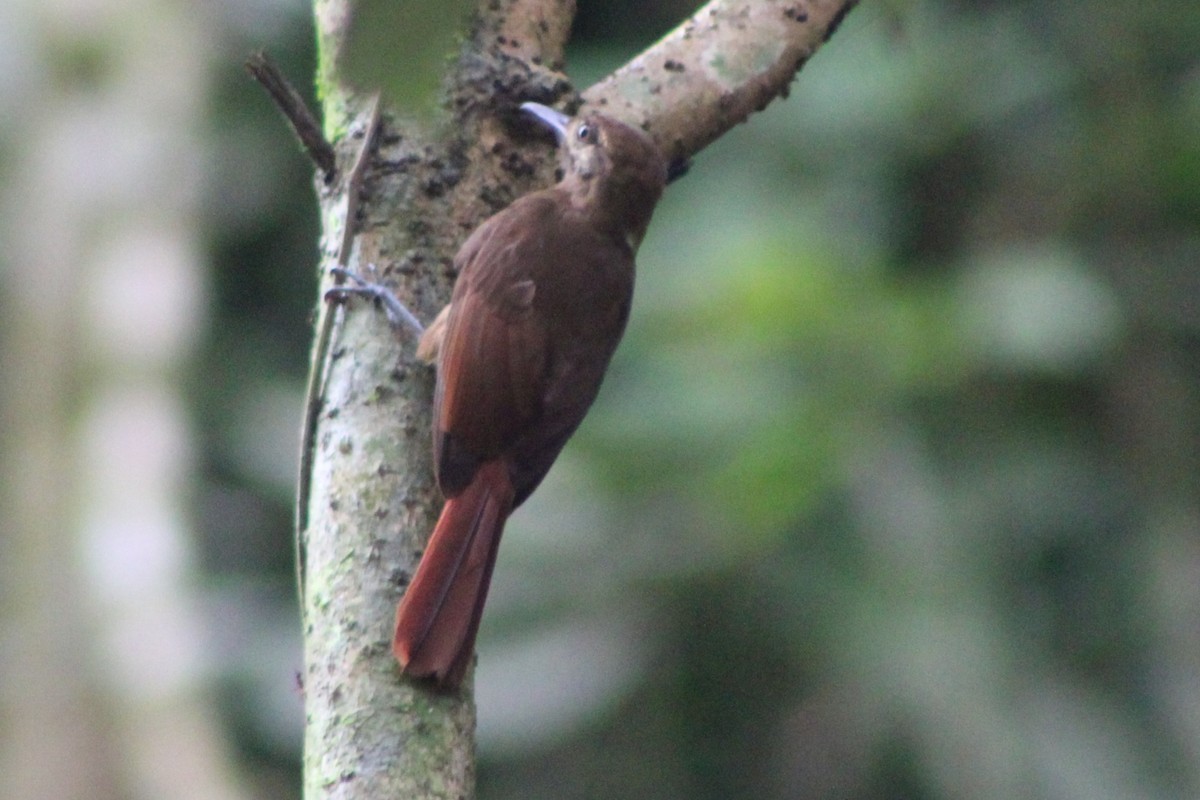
[576,123,594,142]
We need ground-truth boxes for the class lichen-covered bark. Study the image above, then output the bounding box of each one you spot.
[301,2,576,798]
[584,0,859,166]
[300,0,855,797]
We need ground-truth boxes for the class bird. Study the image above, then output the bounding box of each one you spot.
[332,101,667,690]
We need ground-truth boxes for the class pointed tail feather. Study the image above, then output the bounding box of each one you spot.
[393,460,514,689]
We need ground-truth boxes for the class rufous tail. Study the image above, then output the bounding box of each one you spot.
[393,460,514,690]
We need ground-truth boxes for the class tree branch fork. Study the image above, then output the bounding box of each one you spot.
[253,0,857,186]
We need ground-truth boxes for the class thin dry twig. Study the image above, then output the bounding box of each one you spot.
[246,51,337,182]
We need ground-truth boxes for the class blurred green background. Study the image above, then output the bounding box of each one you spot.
[3,1,1199,799]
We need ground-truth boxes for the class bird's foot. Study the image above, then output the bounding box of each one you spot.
[325,264,425,337]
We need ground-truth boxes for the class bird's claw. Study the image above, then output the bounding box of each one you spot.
[325,264,425,336]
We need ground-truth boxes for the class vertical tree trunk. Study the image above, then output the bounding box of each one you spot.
[298,1,856,797]
[299,2,577,796]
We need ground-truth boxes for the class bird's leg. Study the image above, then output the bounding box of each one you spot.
[325,264,425,337]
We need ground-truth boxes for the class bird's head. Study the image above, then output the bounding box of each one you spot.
[521,102,667,250]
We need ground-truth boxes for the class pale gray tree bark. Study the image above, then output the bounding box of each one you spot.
[298,1,857,797]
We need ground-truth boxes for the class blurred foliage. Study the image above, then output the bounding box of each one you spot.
[339,0,475,120]
[197,1,1200,798]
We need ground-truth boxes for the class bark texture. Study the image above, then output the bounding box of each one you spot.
[299,1,856,797]
[584,0,858,164]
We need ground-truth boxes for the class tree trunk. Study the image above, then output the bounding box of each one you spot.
[298,1,857,797]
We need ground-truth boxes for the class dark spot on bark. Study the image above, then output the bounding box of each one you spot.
[375,152,420,176]
[785,5,809,22]
[422,177,446,197]
[500,150,537,178]
[393,566,411,588]
[479,182,514,212]
[422,157,463,197]
[666,157,691,184]
[663,59,685,72]
[824,0,857,42]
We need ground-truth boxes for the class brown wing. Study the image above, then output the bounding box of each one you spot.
[432,203,553,497]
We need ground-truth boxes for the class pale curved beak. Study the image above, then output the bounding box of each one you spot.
[520,102,570,144]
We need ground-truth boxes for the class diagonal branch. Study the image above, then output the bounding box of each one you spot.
[584,0,858,167]
[245,51,337,182]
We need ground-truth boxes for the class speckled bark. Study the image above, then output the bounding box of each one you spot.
[299,1,855,798]
[584,0,859,167]
[301,2,574,795]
